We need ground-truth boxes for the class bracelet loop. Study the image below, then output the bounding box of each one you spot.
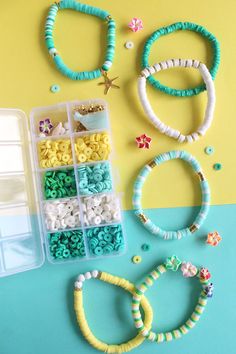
[45,0,116,80]
[139,59,216,142]
[141,22,220,96]
[74,270,153,353]
[132,151,210,239]
[132,256,213,342]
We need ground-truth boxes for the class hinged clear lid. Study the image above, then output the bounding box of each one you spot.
[0,109,44,277]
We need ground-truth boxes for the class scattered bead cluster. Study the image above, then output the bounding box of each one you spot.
[48,229,85,260]
[82,193,121,226]
[74,132,111,163]
[45,0,115,81]
[86,224,124,256]
[38,139,73,168]
[78,162,112,195]
[43,169,76,199]
[44,198,81,231]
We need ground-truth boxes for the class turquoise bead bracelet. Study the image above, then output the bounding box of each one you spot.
[45,0,116,80]
[142,22,220,96]
[132,151,210,240]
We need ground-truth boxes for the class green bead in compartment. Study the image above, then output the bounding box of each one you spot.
[48,229,85,260]
[85,223,124,257]
[43,168,77,200]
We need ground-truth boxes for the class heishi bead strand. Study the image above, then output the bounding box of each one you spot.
[141,21,220,96]
[132,151,210,240]
[74,270,153,353]
[138,59,216,143]
[131,256,213,343]
[45,0,116,80]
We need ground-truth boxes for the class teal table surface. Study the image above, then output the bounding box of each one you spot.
[0,205,235,354]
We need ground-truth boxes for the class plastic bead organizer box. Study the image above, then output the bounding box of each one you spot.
[0,100,125,277]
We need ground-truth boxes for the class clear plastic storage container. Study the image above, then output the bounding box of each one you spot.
[0,100,125,277]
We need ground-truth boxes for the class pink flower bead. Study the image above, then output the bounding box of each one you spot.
[128,18,144,32]
[181,262,197,277]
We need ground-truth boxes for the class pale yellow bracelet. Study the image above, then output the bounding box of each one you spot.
[74,270,153,353]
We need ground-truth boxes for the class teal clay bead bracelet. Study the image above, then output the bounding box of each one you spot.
[142,22,220,96]
[132,151,210,240]
[132,255,213,343]
[45,0,116,80]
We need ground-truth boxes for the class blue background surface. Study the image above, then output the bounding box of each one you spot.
[0,205,235,354]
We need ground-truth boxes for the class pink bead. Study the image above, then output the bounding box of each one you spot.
[181,262,198,277]
[128,18,144,32]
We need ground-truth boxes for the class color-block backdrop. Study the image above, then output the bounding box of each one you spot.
[0,1,235,354]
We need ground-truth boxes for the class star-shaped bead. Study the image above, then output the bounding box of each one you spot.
[98,72,120,95]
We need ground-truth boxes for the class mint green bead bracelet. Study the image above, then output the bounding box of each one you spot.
[142,22,220,97]
[45,0,116,80]
[132,151,210,240]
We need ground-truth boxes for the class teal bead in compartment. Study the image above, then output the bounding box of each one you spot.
[86,224,124,257]
[43,168,77,199]
[48,229,85,260]
[77,162,112,195]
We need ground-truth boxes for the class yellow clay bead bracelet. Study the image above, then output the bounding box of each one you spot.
[74,270,153,353]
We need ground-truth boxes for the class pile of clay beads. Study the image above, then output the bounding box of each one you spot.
[74,132,111,163]
[43,169,77,199]
[48,229,85,259]
[86,224,124,256]
[77,162,112,195]
[82,193,121,226]
[38,139,73,168]
[44,198,81,231]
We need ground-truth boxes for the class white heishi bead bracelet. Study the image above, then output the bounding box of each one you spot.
[138,59,216,143]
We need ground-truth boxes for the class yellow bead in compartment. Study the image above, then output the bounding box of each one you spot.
[38,139,72,168]
[74,132,111,164]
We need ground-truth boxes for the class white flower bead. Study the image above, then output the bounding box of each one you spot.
[78,274,85,282]
[75,281,83,289]
[85,272,92,280]
[92,270,99,278]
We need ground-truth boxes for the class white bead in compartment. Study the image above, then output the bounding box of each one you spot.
[81,193,121,227]
[43,198,81,231]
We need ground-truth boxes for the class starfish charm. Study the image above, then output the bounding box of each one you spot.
[98,72,120,95]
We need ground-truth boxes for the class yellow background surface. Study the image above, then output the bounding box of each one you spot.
[0,0,234,210]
